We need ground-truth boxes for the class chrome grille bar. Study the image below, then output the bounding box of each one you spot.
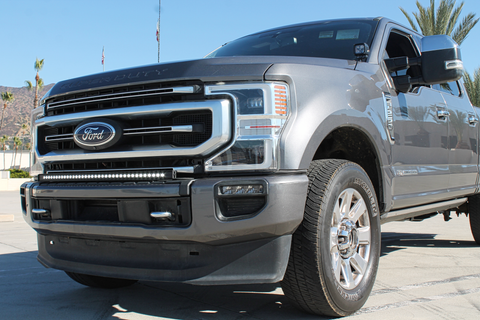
[47,86,198,110]
[123,125,194,135]
[44,125,196,142]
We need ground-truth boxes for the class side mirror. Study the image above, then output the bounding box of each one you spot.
[421,35,463,84]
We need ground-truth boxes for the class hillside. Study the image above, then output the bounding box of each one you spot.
[0,84,55,136]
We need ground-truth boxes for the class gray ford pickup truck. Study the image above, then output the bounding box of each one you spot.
[21,17,480,316]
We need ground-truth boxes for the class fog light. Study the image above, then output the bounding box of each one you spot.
[219,185,264,195]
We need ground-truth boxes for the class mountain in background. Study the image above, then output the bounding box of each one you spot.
[0,84,55,136]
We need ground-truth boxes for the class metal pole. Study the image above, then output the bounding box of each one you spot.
[158,0,161,63]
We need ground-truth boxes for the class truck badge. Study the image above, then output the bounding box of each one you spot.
[74,121,116,150]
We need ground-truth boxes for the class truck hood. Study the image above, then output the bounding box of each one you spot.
[48,56,356,97]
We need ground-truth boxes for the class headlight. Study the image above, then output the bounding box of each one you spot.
[205,82,289,171]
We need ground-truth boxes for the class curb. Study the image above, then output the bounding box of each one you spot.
[0,214,14,222]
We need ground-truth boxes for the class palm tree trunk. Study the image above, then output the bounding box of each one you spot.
[11,144,16,169]
[18,145,23,170]
[34,72,39,108]
[0,104,6,129]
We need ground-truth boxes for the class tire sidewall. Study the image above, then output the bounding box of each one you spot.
[317,163,381,313]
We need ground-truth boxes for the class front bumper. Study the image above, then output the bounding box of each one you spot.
[21,174,308,284]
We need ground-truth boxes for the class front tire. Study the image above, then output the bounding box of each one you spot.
[468,195,480,244]
[281,159,381,317]
[65,272,138,289]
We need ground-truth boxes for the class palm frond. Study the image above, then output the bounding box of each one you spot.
[434,0,455,34]
[400,7,418,31]
[452,13,480,45]
[25,80,33,91]
[1,91,14,103]
[34,58,45,72]
[414,0,434,35]
[37,78,44,91]
[446,2,464,35]
[463,68,480,107]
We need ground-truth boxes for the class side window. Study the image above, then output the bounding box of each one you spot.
[384,31,421,80]
[432,81,461,97]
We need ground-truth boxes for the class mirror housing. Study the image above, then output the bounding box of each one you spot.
[420,35,463,84]
[384,35,463,93]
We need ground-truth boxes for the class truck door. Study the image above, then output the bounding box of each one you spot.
[434,81,479,197]
[382,27,450,209]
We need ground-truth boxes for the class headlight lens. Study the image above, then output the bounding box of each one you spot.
[205,82,289,171]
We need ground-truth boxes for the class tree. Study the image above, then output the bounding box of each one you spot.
[464,68,480,107]
[11,136,21,169]
[1,91,14,129]
[0,135,8,170]
[14,137,23,169]
[16,123,29,137]
[25,58,45,108]
[400,0,479,45]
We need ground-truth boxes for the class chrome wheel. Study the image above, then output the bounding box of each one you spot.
[281,160,380,317]
[330,188,371,290]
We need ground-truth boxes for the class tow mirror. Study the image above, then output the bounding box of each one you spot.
[420,35,463,84]
[384,35,463,93]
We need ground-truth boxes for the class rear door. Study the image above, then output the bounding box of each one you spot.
[433,81,479,197]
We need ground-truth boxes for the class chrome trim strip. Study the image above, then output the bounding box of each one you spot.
[45,133,74,142]
[123,125,193,135]
[380,198,467,224]
[46,86,197,110]
[34,100,231,161]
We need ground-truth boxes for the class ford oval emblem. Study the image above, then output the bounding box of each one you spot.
[74,121,116,150]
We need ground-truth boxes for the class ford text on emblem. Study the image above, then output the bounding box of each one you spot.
[74,122,116,150]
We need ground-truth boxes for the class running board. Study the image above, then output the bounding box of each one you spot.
[380,198,467,224]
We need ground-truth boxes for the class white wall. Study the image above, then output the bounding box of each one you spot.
[0,151,31,171]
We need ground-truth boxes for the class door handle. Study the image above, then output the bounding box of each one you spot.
[468,114,479,126]
[436,109,450,119]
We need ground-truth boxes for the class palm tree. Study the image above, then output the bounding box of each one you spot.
[0,135,8,170]
[14,137,23,169]
[464,68,480,107]
[25,58,45,108]
[1,91,15,129]
[11,136,21,169]
[400,0,479,45]
[16,123,29,169]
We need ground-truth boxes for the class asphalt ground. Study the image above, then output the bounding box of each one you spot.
[1,190,479,319]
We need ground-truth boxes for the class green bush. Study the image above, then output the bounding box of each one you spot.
[8,169,30,178]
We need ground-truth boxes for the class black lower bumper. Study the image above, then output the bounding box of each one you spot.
[37,233,292,285]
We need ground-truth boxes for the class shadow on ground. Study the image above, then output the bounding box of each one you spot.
[381,232,477,256]
[1,251,330,320]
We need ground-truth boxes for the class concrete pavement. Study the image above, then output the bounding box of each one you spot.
[1,190,479,319]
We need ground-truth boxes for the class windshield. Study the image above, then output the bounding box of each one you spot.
[206,19,378,60]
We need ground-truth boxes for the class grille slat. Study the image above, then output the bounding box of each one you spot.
[46,83,202,116]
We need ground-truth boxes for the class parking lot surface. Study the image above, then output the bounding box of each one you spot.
[1,190,479,319]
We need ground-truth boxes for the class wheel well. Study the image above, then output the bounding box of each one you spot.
[312,127,384,211]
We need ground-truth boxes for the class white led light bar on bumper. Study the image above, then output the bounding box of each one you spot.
[205,82,290,172]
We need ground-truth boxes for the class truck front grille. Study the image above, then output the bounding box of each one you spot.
[37,110,212,155]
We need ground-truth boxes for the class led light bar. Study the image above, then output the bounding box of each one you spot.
[39,170,173,182]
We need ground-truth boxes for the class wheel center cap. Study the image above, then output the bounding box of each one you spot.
[337,219,359,258]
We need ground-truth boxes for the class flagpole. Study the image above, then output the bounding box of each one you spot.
[102,46,105,72]
[158,0,161,63]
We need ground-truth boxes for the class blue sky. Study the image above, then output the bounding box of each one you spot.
[1,0,480,88]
